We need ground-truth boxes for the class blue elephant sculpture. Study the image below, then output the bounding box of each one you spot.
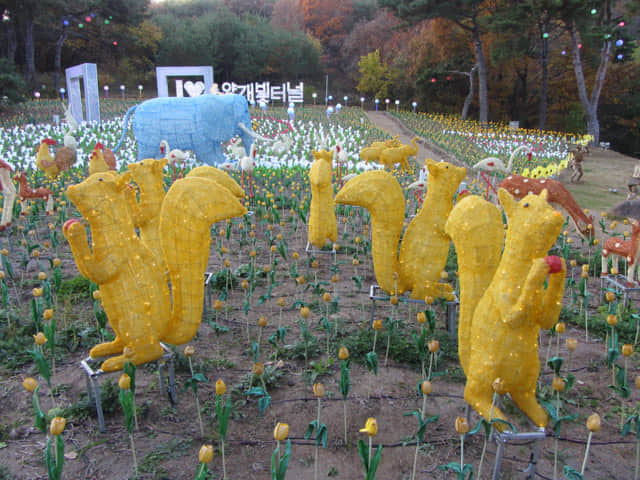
[114,93,264,166]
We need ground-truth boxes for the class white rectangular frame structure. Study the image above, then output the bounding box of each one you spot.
[156,66,214,97]
[65,63,100,124]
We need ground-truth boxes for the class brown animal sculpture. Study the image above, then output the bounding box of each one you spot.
[14,171,53,214]
[0,159,16,229]
[601,220,640,285]
[359,136,401,164]
[498,174,593,238]
[379,137,419,172]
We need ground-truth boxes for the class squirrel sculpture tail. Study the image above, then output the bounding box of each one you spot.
[63,169,246,371]
[336,161,464,299]
[335,170,409,294]
[160,176,247,345]
[444,195,504,374]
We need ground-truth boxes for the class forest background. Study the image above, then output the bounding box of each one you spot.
[1,0,640,156]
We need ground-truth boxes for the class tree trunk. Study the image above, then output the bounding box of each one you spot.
[461,66,476,120]
[23,14,37,88]
[54,28,69,93]
[539,35,548,131]
[6,18,17,63]
[471,21,488,125]
[568,21,611,146]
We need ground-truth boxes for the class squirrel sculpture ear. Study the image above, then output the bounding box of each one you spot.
[539,188,549,201]
[498,188,517,219]
[156,158,169,171]
[426,158,439,177]
[115,171,133,191]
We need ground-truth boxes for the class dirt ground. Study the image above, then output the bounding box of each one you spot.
[2,116,640,480]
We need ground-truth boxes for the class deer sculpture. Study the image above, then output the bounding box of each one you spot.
[498,174,594,238]
[601,220,640,286]
[14,172,54,214]
[0,159,16,229]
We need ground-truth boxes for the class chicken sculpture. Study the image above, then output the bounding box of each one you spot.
[36,139,59,179]
[35,139,76,179]
[89,143,117,176]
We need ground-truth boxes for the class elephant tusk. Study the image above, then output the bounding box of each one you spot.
[238,123,274,143]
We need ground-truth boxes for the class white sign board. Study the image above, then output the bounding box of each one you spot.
[156,66,214,97]
[65,63,100,123]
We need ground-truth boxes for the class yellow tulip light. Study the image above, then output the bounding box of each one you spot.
[313,383,326,398]
[215,379,227,396]
[199,444,214,464]
[566,338,578,371]
[455,416,470,435]
[421,380,433,395]
[581,413,601,475]
[33,332,47,346]
[586,413,601,433]
[338,346,349,361]
[274,422,290,441]
[119,373,131,390]
[360,417,378,437]
[49,416,66,436]
[552,376,566,393]
[492,377,507,396]
[23,377,38,392]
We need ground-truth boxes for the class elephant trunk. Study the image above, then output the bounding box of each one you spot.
[238,122,274,147]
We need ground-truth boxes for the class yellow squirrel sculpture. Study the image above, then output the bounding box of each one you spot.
[335,159,466,299]
[63,168,247,371]
[308,149,338,248]
[445,189,566,428]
